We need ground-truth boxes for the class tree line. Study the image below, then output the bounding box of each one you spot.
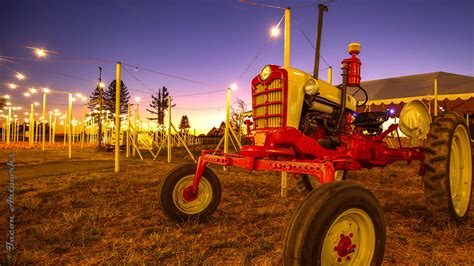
[88,80,246,136]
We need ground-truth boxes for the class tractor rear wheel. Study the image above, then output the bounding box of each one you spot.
[159,163,222,221]
[284,181,385,265]
[423,111,473,223]
[296,170,347,193]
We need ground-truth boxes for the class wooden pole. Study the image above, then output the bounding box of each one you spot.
[6,107,11,145]
[167,96,172,163]
[115,62,121,172]
[328,66,332,85]
[224,88,230,154]
[42,93,46,151]
[284,8,290,68]
[68,93,73,159]
[126,103,130,157]
[81,105,86,149]
[434,78,438,117]
[53,116,56,144]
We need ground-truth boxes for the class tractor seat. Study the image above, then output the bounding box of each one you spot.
[352,111,389,128]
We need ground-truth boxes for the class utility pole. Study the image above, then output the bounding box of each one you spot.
[115,62,121,172]
[98,66,104,148]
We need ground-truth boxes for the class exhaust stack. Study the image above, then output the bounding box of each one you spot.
[313,4,328,79]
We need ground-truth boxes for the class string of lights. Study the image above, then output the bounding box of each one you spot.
[121,62,224,88]
[174,105,226,110]
[0,63,23,75]
[3,82,87,96]
[122,61,227,98]
[1,9,290,114]
[237,14,285,82]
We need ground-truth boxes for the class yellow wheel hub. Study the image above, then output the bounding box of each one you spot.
[322,208,375,265]
[449,125,472,217]
[172,176,213,215]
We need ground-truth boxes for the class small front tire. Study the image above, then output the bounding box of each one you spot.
[159,163,222,222]
[284,181,385,265]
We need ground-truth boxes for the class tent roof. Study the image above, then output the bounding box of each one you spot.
[361,72,474,105]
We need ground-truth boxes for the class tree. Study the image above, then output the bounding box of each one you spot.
[0,98,5,110]
[206,127,219,137]
[87,84,105,122]
[147,86,173,126]
[206,121,226,137]
[103,80,130,120]
[87,82,106,147]
[217,121,226,136]
[230,98,247,136]
[178,115,190,133]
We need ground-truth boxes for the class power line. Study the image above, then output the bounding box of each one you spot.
[294,17,330,68]
[49,71,95,84]
[122,64,230,98]
[239,0,285,10]
[122,62,223,88]
[292,0,335,9]
[123,65,156,93]
[173,89,226,98]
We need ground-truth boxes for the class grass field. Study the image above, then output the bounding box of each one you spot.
[0,146,473,264]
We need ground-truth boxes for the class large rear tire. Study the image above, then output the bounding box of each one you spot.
[423,111,473,223]
[296,170,347,193]
[159,163,222,222]
[284,181,385,265]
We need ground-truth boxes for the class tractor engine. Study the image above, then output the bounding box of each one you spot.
[250,44,361,149]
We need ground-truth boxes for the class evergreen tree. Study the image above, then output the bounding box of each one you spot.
[87,84,105,122]
[217,121,226,136]
[206,127,218,137]
[104,80,130,119]
[0,98,5,110]
[146,86,173,126]
[206,121,226,137]
[178,115,190,133]
[87,82,107,147]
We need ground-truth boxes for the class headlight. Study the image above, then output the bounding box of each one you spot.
[260,65,271,81]
[304,78,319,95]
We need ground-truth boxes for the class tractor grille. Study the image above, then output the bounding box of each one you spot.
[252,78,284,129]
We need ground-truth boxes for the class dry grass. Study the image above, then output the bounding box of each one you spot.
[0,146,472,264]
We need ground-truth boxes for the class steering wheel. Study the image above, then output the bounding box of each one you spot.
[349,86,368,107]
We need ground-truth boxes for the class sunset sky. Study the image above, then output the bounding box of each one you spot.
[0,0,472,134]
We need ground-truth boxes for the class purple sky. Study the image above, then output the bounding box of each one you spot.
[1,0,472,133]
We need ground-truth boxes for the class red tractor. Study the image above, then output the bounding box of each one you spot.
[158,5,472,265]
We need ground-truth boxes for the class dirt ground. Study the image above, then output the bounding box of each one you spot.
[0,146,473,264]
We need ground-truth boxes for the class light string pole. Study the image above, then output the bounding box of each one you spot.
[115,62,121,172]
[42,90,47,151]
[68,93,73,158]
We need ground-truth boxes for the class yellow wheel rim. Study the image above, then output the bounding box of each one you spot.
[321,208,375,265]
[449,125,472,217]
[172,175,213,215]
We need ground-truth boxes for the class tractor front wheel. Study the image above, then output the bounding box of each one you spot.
[423,111,473,223]
[159,163,222,221]
[284,181,385,265]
